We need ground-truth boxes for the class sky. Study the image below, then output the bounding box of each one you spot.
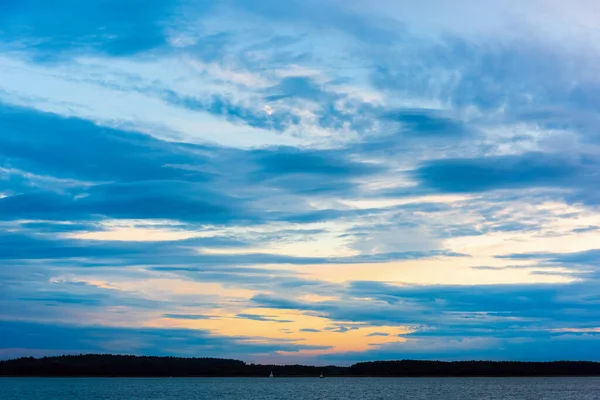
[1,0,600,365]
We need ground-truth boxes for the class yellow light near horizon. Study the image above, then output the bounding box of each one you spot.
[149,309,413,355]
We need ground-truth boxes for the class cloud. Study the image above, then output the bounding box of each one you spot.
[0,320,331,360]
[3,0,600,363]
[319,334,600,364]
[414,152,591,193]
[366,332,390,337]
[228,0,398,44]
[0,103,393,223]
[0,0,185,58]
[0,231,249,264]
[0,232,357,264]
[499,248,600,268]
[159,90,301,132]
[253,279,600,343]
[252,147,380,177]
[16,221,101,234]
[387,109,470,138]
[235,314,294,323]
[0,183,249,224]
[162,314,218,320]
[0,103,214,183]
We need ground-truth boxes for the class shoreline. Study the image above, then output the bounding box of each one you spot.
[3,375,600,378]
[4,355,600,378]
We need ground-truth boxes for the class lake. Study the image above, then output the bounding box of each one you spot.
[2,377,600,399]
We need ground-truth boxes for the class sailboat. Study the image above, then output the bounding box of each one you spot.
[319,372,324,379]
[269,371,274,378]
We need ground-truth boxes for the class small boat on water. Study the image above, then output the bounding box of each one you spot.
[319,373,324,379]
[269,371,274,378]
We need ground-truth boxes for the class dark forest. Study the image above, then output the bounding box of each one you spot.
[2,355,600,377]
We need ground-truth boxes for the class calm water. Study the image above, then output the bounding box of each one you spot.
[2,377,600,399]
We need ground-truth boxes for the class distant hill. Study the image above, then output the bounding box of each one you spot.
[1,355,600,377]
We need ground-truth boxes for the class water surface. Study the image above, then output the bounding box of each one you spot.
[2,377,600,399]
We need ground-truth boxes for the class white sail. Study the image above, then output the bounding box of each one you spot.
[269,371,274,378]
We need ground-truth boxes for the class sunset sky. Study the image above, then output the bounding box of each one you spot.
[2,0,600,364]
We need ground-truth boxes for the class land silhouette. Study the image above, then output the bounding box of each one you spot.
[2,355,600,377]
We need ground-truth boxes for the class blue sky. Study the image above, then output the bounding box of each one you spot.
[2,0,600,364]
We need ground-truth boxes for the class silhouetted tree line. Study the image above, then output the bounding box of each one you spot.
[1,355,600,377]
[0,355,343,377]
[348,360,600,377]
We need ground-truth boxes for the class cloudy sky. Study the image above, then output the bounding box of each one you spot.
[1,0,600,364]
